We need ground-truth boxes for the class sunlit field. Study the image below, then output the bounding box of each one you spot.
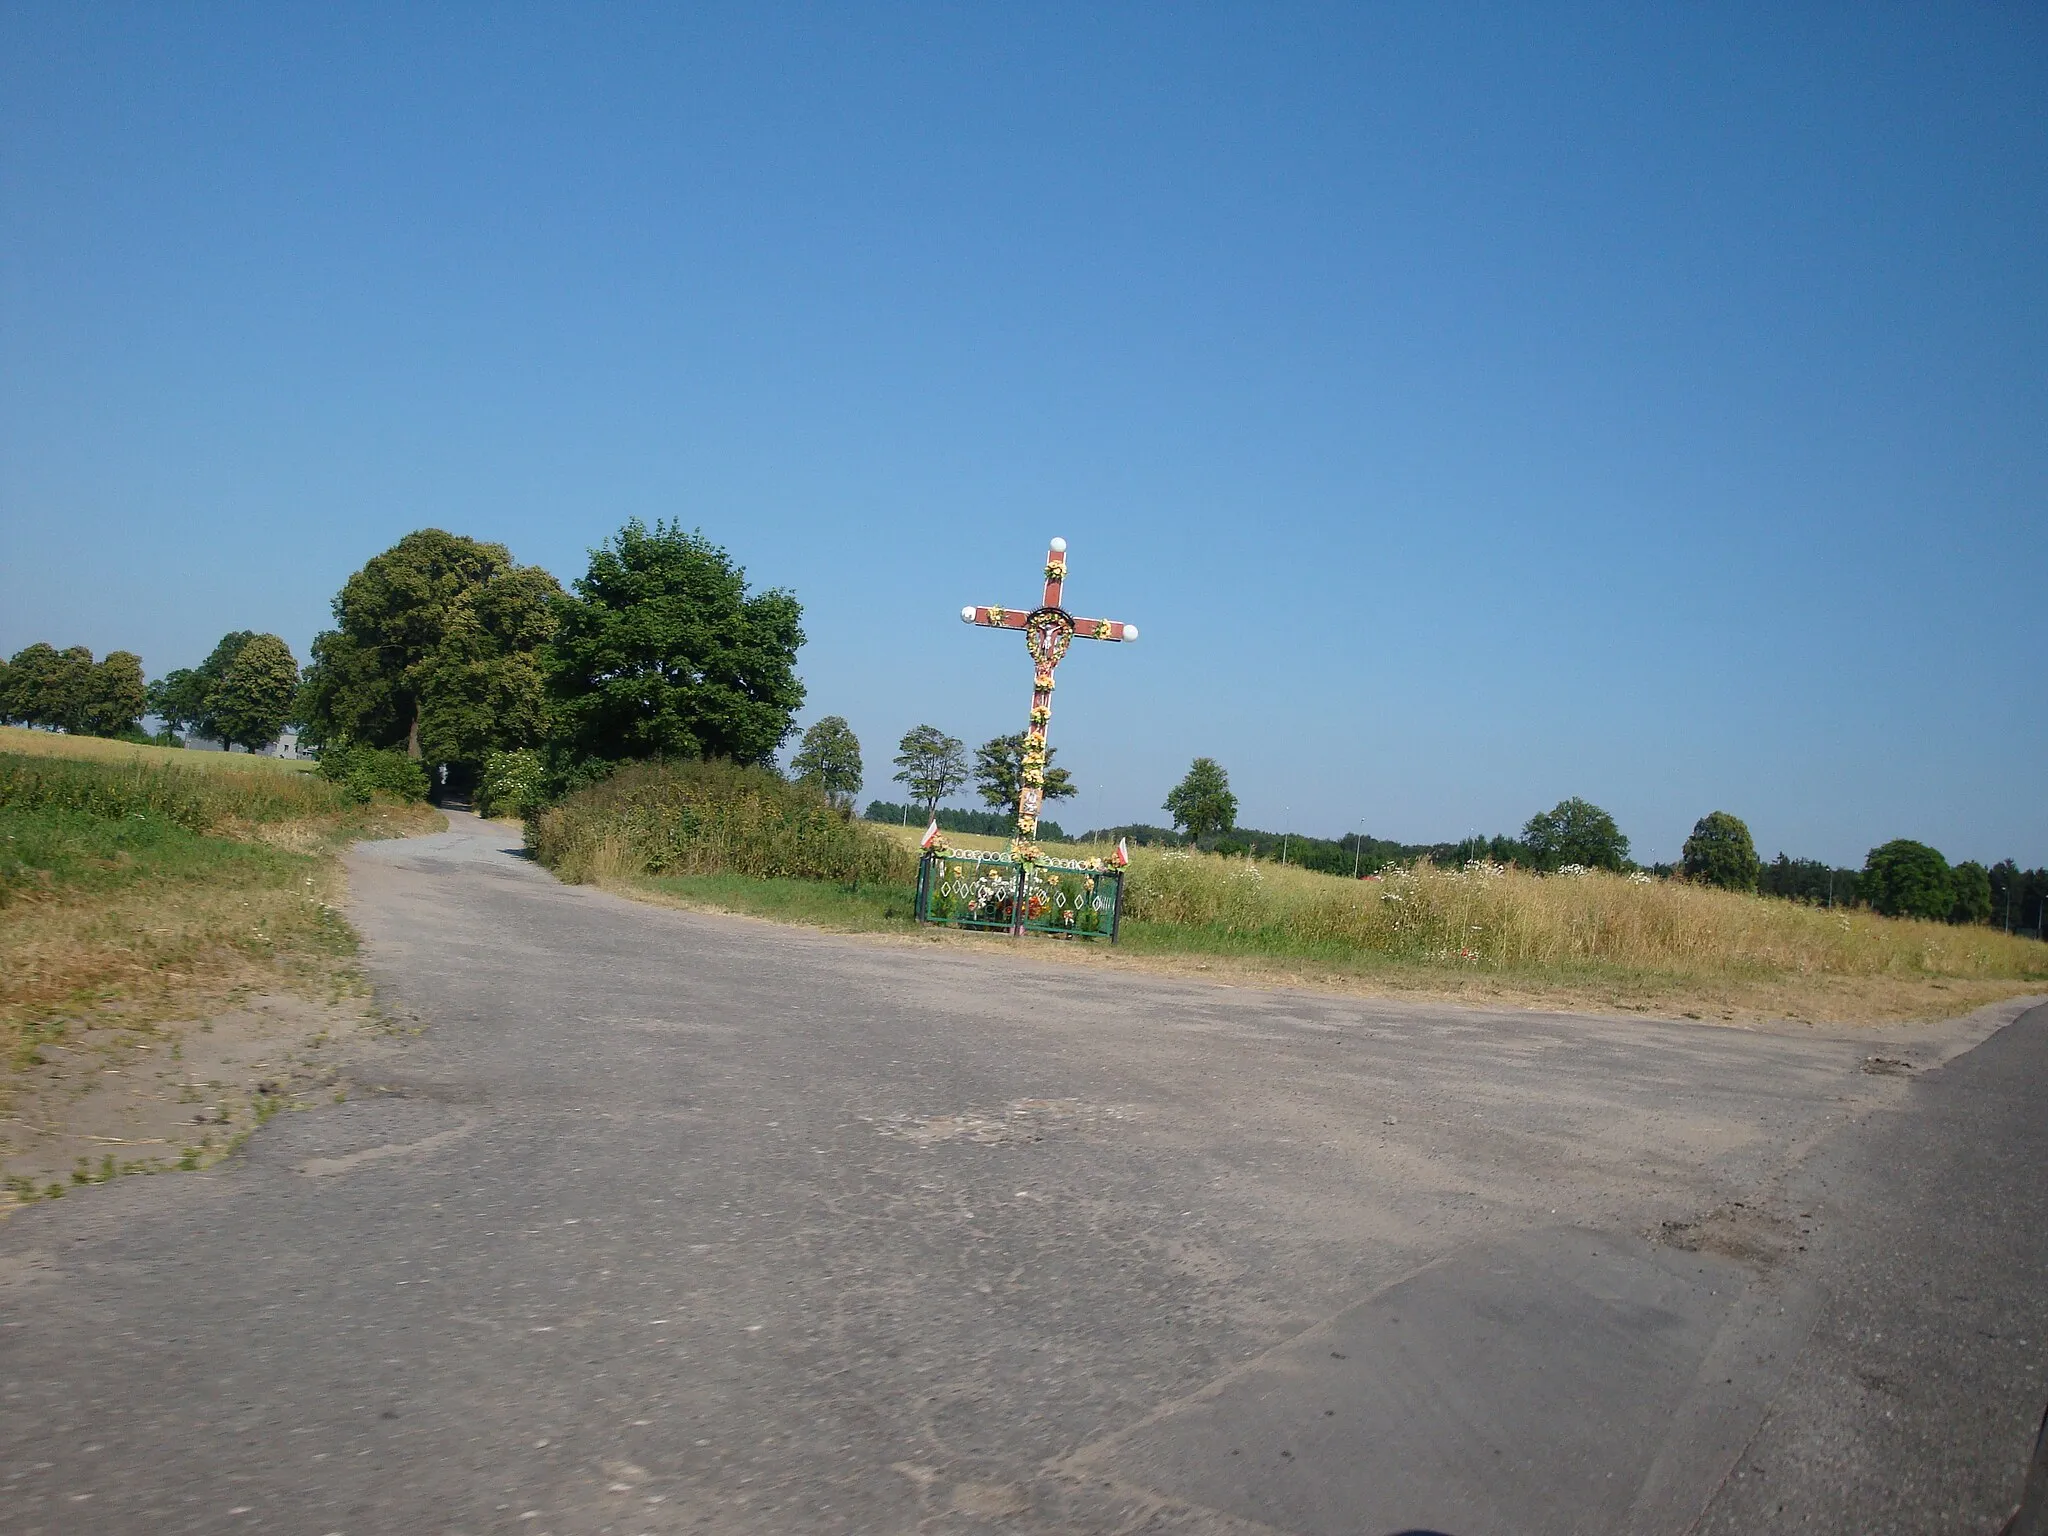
[0,733,438,1071]
[853,822,2048,1021]
[0,723,316,773]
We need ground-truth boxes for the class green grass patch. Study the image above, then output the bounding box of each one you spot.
[0,750,360,832]
[641,872,920,932]
[1,744,438,1069]
[0,804,317,906]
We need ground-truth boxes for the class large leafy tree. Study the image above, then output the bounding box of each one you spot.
[206,634,300,751]
[148,631,282,746]
[546,521,804,766]
[892,725,968,818]
[1522,797,1631,871]
[1164,757,1237,844]
[83,651,147,738]
[145,667,212,736]
[2,644,68,728]
[190,631,257,740]
[1948,860,1993,926]
[1861,839,1953,922]
[790,716,863,808]
[46,646,97,733]
[974,733,1075,816]
[299,530,561,763]
[1681,811,1761,892]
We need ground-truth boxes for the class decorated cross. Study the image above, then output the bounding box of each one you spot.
[960,538,1138,850]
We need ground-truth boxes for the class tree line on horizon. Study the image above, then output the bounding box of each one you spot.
[861,801,1072,842]
[2,631,309,755]
[839,730,2045,934]
[7,525,2041,935]
[1133,758,2042,933]
[2,522,808,810]
[0,644,150,741]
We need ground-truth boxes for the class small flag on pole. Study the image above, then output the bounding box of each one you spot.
[921,816,941,850]
[1112,837,1129,868]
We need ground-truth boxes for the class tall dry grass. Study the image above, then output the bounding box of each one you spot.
[0,724,316,773]
[1121,850,2048,982]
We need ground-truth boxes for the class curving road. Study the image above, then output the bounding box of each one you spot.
[2,813,2043,1534]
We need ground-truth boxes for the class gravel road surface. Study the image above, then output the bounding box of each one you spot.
[3,814,2042,1535]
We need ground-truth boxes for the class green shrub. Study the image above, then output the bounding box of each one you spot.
[528,759,916,887]
[315,744,430,804]
[476,748,548,818]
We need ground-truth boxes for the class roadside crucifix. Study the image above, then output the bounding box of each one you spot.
[961,538,1138,850]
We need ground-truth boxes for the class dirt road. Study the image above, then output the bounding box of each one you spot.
[2,813,2041,1534]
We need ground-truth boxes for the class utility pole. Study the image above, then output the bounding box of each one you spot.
[1281,807,1290,867]
[1353,825,1364,879]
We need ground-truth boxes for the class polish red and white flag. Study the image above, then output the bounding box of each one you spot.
[1112,837,1129,867]
[921,816,942,850]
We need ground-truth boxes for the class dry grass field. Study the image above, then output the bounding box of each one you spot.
[861,822,2048,1023]
[0,723,317,772]
[0,731,438,1077]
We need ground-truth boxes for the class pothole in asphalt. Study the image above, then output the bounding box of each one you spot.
[1656,1200,1797,1268]
[870,1098,1134,1147]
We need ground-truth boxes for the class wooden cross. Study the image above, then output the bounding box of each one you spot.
[960,537,1138,842]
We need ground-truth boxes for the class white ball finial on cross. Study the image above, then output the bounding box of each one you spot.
[1049,537,1067,553]
[960,606,976,623]
[1122,624,1139,641]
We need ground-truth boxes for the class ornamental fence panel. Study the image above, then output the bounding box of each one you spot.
[915,852,1123,942]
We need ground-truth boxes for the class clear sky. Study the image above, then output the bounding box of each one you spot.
[3,4,2043,866]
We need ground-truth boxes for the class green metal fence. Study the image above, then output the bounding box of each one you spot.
[915,851,1124,941]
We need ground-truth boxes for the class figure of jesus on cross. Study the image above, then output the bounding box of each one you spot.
[961,538,1138,851]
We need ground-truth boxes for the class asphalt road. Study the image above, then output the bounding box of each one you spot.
[2,814,2043,1536]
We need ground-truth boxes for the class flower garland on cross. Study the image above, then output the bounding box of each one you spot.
[960,538,1139,863]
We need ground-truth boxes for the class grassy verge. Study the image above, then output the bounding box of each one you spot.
[617,819,2048,1025]
[1102,919,2039,1024]
[613,867,2044,1023]
[1,743,439,1074]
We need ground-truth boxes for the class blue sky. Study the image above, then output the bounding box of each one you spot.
[3,4,2043,866]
